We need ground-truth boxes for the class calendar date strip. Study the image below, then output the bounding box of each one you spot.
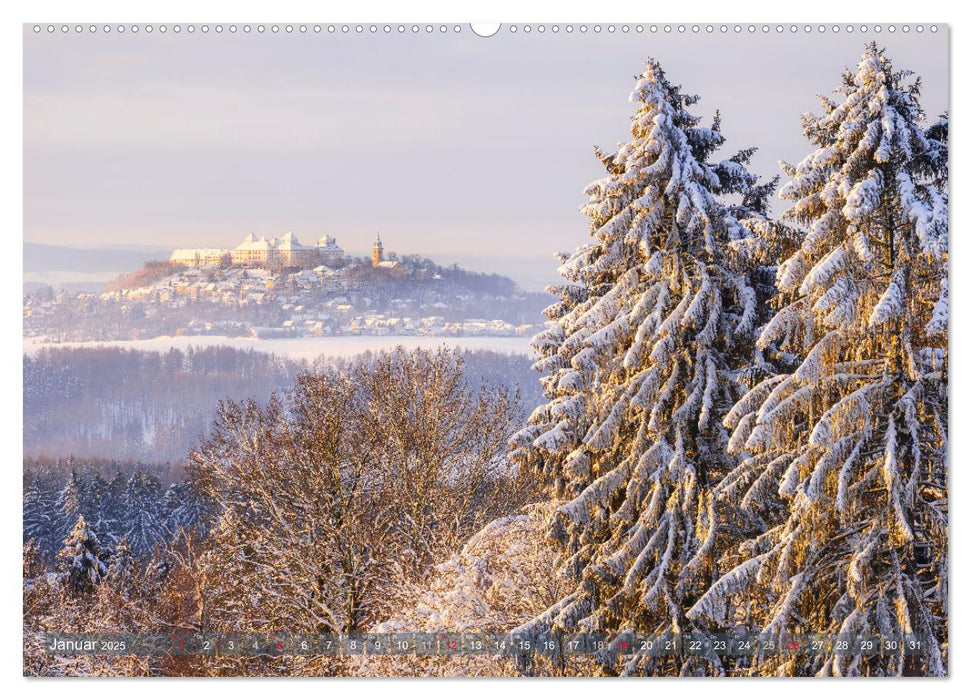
[42,631,932,658]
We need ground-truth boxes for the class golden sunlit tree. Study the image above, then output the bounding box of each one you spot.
[689,44,948,677]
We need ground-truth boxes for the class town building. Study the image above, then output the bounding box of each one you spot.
[273,232,319,268]
[372,233,384,267]
[371,233,403,272]
[230,234,274,266]
[171,232,346,270]
[316,235,344,266]
[169,248,230,267]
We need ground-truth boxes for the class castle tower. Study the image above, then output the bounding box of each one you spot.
[372,233,383,267]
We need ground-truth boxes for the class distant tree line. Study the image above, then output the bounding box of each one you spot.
[24,345,542,462]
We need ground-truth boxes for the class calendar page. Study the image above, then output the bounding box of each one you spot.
[22,20,949,678]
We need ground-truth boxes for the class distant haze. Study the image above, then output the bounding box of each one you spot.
[24,25,948,287]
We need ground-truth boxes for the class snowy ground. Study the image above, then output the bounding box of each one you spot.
[22,334,535,362]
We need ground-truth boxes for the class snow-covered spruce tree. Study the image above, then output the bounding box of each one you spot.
[122,472,166,556]
[922,113,948,193]
[24,539,41,583]
[23,468,61,557]
[688,44,948,677]
[104,471,129,532]
[55,469,117,545]
[163,480,215,537]
[509,59,769,673]
[58,469,83,535]
[58,515,109,594]
[106,535,136,594]
[83,473,112,539]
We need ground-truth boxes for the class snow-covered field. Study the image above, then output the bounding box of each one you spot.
[22,334,535,361]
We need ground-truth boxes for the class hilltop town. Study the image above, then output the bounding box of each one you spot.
[23,232,550,343]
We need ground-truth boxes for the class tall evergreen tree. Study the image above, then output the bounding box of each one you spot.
[55,468,117,548]
[58,468,83,536]
[509,59,769,672]
[123,472,166,556]
[106,535,137,597]
[688,44,948,677]
[58,515,109,594]
[922,113,948,192]
[82,473,111,537]
[23,468,61,557]
[104,470,129,531]
[164,480,215,537]
[23,539,41,583]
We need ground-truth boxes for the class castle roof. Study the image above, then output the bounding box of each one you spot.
[316,235,341,250]
[275,232,312,250]
[235,235,272,251]
[177,232,348,257]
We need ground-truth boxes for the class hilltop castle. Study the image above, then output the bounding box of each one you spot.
[170,231,405,272]
[170,232,345,270]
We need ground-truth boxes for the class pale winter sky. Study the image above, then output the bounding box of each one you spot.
[24,24,948,263]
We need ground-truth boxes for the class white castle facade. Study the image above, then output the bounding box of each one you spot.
[170,232,345,270]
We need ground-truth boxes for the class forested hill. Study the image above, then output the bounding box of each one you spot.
[24,254,552,343]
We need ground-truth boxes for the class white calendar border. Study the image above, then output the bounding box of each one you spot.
[2,0,961,697]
